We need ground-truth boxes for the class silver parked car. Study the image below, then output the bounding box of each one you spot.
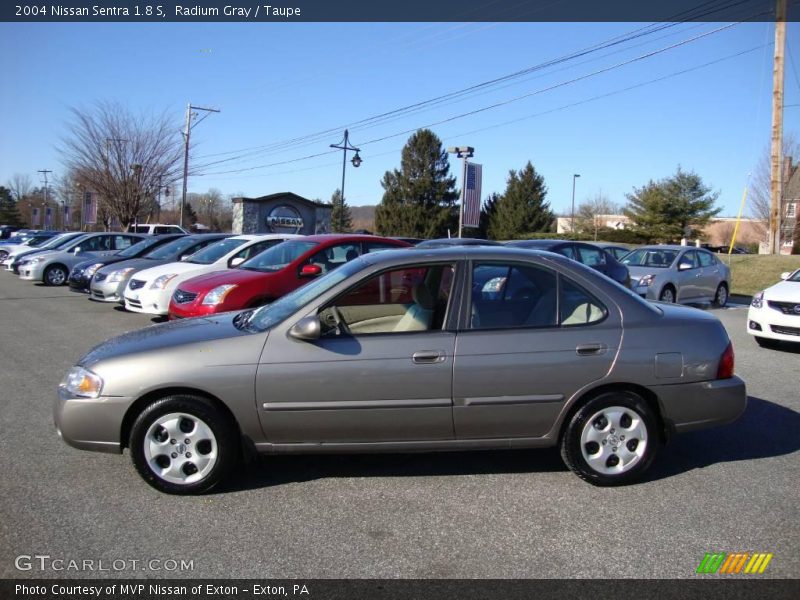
[56,247,746,494]
[621,245,731,306]
[18,232,145,285]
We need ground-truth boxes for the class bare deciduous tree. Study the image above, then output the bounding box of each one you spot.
[575,192,620,240]
[749,132,799,242]
[7,173,33,202]
[60,102,183,229]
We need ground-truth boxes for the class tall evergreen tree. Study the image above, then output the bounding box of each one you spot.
[623,167,720,242]
[375,129,458,238]
[478,192,500,239]
[329,188,353,233]
[488,161,552,240]
[0,186,24,227]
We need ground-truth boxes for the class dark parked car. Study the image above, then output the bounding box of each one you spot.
[506,240,631,288]
[595,243,633,261]
[56,246,745,494]
[68,233,187,293]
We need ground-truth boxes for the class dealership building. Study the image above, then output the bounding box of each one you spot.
[231,192,332,235]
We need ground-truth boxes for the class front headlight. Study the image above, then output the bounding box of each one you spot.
[59,366,103,399]
[31,256,48,264]
[84,263,104,277]
[202,284,237,305]
[151,274,178,289]
[107,267,134,283]
[638,274,656,287]
[751,291,764,308]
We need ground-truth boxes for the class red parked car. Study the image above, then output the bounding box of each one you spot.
[168,234,411,319]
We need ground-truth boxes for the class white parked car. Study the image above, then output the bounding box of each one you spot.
[127,224,188,235]
[123,234,299,315]
[747,268,800,346]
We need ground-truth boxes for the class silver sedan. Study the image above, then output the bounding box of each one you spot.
[55,247,746,494]
[622,245,731,306]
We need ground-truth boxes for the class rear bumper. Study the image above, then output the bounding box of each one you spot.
[654,376,747,434]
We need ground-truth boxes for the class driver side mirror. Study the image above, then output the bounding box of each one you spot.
[73,246,81,254]
[780,271,790,280]
[300,264,322,278]
[230,257,245,268]
[288,315,321,341]
[678,262,692,271]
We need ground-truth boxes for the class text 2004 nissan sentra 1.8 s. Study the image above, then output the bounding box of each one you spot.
[55,247,747,494]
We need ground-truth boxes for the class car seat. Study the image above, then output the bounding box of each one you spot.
[393,284,435,332]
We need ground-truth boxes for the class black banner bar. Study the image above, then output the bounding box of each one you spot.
[3,0,799,23]
[3,579,799,600]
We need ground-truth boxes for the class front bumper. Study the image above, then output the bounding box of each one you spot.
[747,305,800,343]
[124,287,170,315]
[89,278,125,302]
[54,387,132,454]
[68,273,92,292]
[18,262,45,281]
[653,376,747,434]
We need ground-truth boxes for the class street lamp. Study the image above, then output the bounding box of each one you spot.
[330,130,362,230]
[570,173,581,236]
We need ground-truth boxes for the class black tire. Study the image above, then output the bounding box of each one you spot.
[658,285,676,303]
[129,394,240,495]
[560,391,660,486]
[0,250,8,261]
[713,283,728,308]
[43,264,68,286]
[755,336,774,348]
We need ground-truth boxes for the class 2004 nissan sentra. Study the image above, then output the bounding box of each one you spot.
[55,247,746,494]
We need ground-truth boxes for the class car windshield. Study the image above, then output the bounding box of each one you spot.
[186,238,248,264]
[116,236,166,258]
[239,240,318,272]
[241,258,367,332]
[788,270,800,283]
[621,248,679,268]
[144,236,210,260]
[39,234,80,250]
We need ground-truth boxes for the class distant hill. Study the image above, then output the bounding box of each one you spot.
[350,205,376,233]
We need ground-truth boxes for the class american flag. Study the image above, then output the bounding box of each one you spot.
[463,162,482,228]
[83,191,97,225]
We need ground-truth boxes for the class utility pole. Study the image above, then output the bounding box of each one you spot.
[181,103,220,228]
[768,0,786,254]
[38,169,52,230]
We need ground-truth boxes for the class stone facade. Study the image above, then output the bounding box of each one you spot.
[231,192,332,235]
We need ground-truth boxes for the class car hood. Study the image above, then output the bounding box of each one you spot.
[625,265,672,280]
[130,260,207,283]
[178,268,271,292]
[79,312,261,369]
[763,280,800,302]
[96,257,171,276]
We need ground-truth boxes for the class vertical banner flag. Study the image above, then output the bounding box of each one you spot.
[44,207,53,228]
[83,191,97,225]
[463,162,482,228]
[63,205,71,228]
[31,207,40,227]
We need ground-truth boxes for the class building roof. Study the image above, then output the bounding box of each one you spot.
[231,192,330,208]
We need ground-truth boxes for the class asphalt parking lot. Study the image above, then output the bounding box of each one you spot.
[0,274,797,579]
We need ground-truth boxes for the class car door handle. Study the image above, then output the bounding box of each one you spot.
[576,343,607,356]
[412,350,446,364]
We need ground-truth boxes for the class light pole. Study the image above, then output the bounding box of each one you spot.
[330,130,362,231]
[447,146,474,238]
[570,173,581,236]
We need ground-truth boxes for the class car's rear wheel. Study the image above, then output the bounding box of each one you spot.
[561,391,660,486]
[713,283,728,307]
[129,395,240,494]
[0,250,8,261]
[43,264,68,286]
[658,286,676,303]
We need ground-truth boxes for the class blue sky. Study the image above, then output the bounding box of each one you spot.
[1,21,799,216]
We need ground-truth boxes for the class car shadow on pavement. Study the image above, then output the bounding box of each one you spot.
[223,396,799,492]
[644,395,800,482]
[226,447,566,493]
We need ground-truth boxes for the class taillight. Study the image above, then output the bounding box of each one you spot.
[717,342,734,379]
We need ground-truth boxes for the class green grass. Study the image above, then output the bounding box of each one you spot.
[718,254,800,296]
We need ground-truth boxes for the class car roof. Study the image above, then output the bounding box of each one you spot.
[293,234,407,244]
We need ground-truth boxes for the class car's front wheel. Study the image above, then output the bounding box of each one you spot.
[561,391,660,486]
[43,264,68,286]
[658,286,676,303]
[129,395,240,494]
